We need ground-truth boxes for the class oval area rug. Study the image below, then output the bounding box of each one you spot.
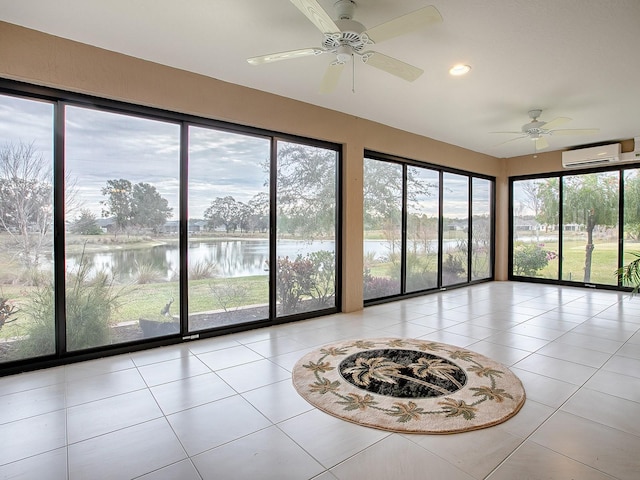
[292,338,526,434]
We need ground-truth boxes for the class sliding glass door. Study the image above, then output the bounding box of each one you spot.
[187,126,270,331]
[363,154,494,303]
[275,141,338,317]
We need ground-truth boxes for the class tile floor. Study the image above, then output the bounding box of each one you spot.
[1,281,640,479]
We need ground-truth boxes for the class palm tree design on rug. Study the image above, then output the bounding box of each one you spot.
[342,356,453,396]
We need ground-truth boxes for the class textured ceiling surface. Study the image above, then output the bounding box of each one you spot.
[1,0,639,158]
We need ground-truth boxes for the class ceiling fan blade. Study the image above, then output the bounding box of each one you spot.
[540,117,571,130]
[551,128,599,136]
[492,135,528,147]
[490,131,525,135]
[362,52,423,82]
[319,63,345,94]
[247,48,325,65]
[363,6,443,44]
[535,137,549,150]
[289,0,340,35]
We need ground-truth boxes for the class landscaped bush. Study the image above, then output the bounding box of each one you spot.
[17,256,123,356]
[274,255,316,314]
[307,250,335,306]
[513,242,556,277]
[363,268,400,300]
[442,253,466,283]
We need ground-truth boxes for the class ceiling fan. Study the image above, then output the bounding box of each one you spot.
[247,0,443,93]
[492,109,599,151]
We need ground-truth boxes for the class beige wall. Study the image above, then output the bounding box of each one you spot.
[1,21,508,312]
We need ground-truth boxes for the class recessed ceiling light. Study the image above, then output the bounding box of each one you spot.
[449,64,471,76]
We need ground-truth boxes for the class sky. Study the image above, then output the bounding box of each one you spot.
[0,94,270,220]
[1,92,488,221]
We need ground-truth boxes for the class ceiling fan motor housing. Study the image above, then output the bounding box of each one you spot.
[323,19,369,56]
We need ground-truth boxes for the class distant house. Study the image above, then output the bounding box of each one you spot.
[96,217,117,233]
[515,219,540,231]
[162,220,179,234]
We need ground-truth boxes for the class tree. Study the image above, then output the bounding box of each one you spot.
[535,178,559,229]
[130,182,173,233]
[247,193,269,233]
[101,179,133,233]
[562,173,619,282]
[70,209,102,235]
[273,143,337,237]
[623,170,640,240]
[204,196,242,232]
[101,179,172,234]
[0,142,52,271]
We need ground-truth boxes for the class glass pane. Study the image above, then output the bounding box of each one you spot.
[471,177,492,280]
[512,178,559,279]
[0,94,54,363]
[406,166,439,292]
[65,106,180,349]
[442,172,468,286]
[276,141,337,316]
[363,158,402,300]
[562,172,619,285]
[188,126,270,330]
[622,168,640,287]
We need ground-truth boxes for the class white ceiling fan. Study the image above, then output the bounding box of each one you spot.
[492,109,599,151]
[247,0,443,93]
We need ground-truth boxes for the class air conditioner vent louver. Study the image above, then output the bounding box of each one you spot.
[562,144,621,169]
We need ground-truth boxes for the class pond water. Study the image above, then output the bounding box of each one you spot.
[66,238,468,282]
[66,239,338,281]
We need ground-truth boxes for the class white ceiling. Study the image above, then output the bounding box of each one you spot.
[2,0,639,158]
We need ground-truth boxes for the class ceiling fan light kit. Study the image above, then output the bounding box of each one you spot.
[247,0,442,93]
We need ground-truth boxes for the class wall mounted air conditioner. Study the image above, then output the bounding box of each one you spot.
[562,143,621,169]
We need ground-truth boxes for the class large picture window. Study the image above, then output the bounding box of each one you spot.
[276,141,338,316]
[511,166,638,290]
[187,126,270,331]
[0,83,340,371]
[0,94,54,363]
[65,106,181,349]
[363,154,494,303]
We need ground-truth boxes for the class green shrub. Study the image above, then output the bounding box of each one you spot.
[513,242,554,277]
[18,254,124,355]
[307,250,335,306]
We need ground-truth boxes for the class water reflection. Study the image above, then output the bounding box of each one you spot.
[66,239,337,281]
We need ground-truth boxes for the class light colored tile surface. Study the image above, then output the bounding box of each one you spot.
[510,368,579,408]
[531,411,640,480]
[150,372,235,415]
[215,358,290,392]
[487,441,616,480]
[513,353,597,385]
[0,383,66,424]
[68,418,186,480]
[65,368,147,406]
[2,283,639,479]
[0,447,68,480]
[167,395,271,456]
[67,388,163,443]
[136,459,202,480]
[331,434,475,480]
[279,409,390,468]
[242,379,313,423]
[411,426,523,478]
[196,345,264,371]
[137,355,211,387]
[192,426,324,480]
[0,410,66,465]
[561,387,640,437]
[583,370,640,403]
